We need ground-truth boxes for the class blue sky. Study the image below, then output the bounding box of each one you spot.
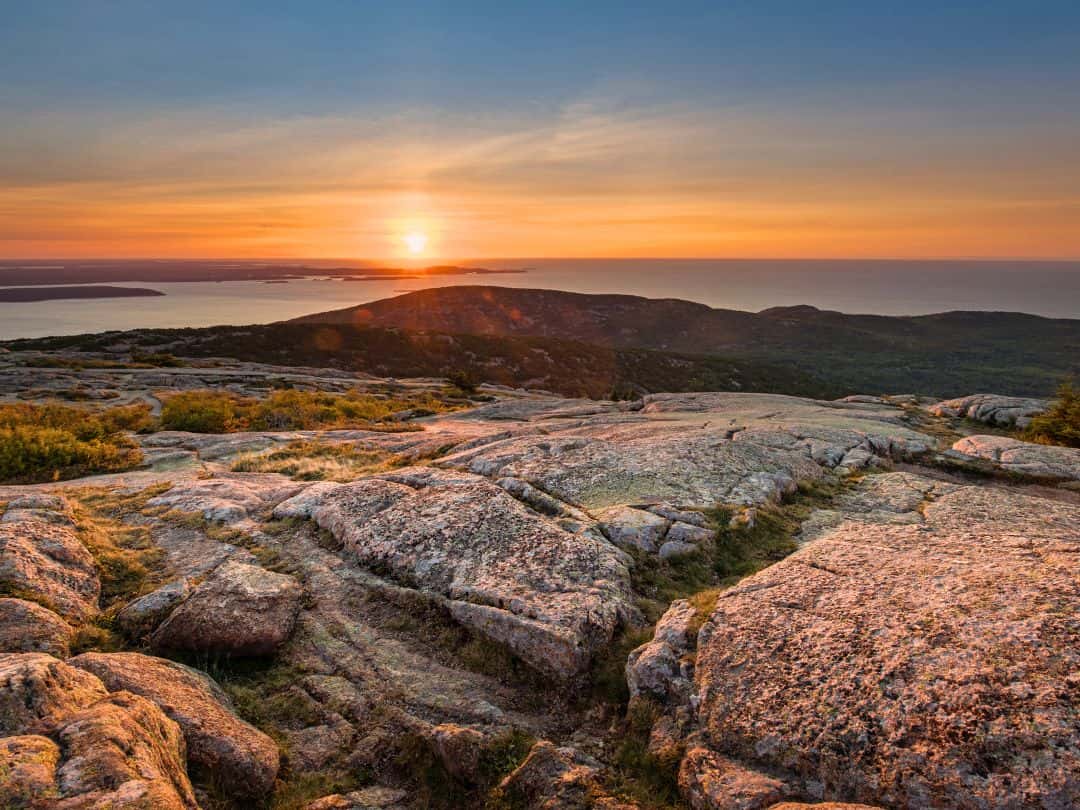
[2,1,1079,258]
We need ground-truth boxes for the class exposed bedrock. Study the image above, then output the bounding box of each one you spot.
[0,653,198,809]
[950,434,1080,482]
[70,651,281,799]
[647,473,1080,809]
[311,467,637,677]
[0,496,100,622]
[929,393,1049,428]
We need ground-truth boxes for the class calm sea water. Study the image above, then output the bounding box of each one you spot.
[1,259,1078,341]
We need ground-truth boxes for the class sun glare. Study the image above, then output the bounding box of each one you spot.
[403,231,428,256]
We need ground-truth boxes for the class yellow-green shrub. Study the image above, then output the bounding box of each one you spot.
[159,388,460,433]
[160,390,238,433]
[0,403,148,483]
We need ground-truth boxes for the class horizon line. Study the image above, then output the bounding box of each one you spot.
[3,256,1080,264]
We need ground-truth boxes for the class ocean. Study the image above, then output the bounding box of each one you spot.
[1,258,1078,341]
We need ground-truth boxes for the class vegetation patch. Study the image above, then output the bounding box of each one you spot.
[232,440,396,481]
[605,699,683,810]
[63,487,173,653]
[394,727,535,810]
[1024,379,1080,448]
[0,402,152,483]
[159,388,462,433]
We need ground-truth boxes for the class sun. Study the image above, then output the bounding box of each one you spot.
[402,231,428,256]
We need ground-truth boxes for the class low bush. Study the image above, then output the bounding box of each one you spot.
[160,388,461,433]
[1025,379,1080,448]
[160,390,237,432]
[0,402,150,483]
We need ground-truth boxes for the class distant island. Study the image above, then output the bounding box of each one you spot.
[0,285,165,302]
[0,260,525,286]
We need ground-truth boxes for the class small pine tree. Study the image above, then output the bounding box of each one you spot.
[1025,379,1080,448]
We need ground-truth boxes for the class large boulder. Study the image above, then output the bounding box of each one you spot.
[151,560,302,656]
[684,478,1080,808]
[70,651,281,798]
[595,505,670,552]
[312,468,635,677]
[0,519,100,621]
[0,597,75,656]
[0,653,107,735]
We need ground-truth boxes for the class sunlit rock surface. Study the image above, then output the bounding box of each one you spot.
[951,433,1080,482]
[675,474,1080,808]
[930,393,1049,427]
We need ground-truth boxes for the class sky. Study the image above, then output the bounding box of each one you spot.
[2,1,1079,260]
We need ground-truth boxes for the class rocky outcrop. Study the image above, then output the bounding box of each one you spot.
[0,734,61,809]
[930,393,1048,427]
[151,560,302,656]
[312,467,636,677]
[0,654,198,810]
[679,476,1080,808]
[627,599,698,705]
[53,691,199,809]
[0,653,107,735]
[950,434,1080,482]
[0,597,75,656]
[69,651,281,799]
[439,392,929,511]
[273,480,344,518]
[595,505,670,552]
[0,518,99,622]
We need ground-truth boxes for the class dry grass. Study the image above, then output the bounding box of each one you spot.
[231,440,396,481]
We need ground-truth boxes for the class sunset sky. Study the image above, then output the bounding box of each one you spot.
[3,2,1079,260]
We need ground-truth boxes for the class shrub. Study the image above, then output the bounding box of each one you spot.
[1025,380,1080,448]
[447,370,479,394]
[160,391,238,432]
[159,388,460,434]
[0,403,147,483]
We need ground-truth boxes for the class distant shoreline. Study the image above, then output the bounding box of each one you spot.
[0,285,165,302]
[0,261,526,286]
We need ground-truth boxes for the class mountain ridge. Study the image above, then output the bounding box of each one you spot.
[289,285,1080,396]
